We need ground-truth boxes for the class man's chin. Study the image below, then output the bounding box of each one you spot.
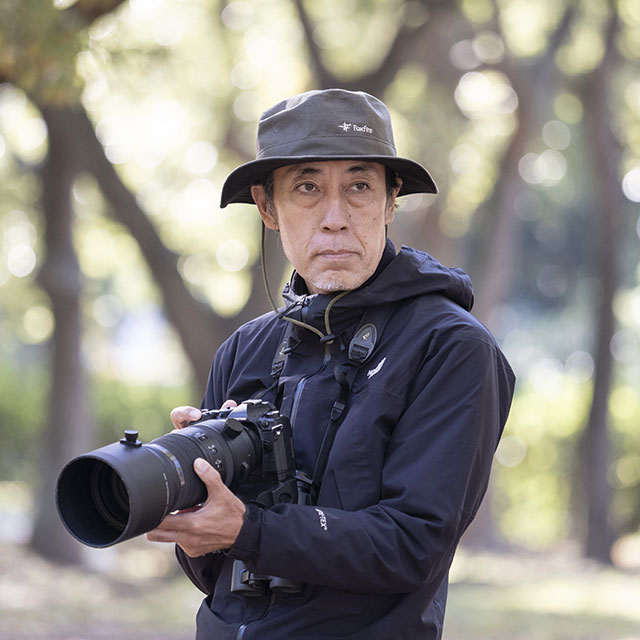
[307,273,366,295]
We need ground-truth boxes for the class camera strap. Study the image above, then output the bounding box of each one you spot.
[310,300,398,493]
[310,362,358,490]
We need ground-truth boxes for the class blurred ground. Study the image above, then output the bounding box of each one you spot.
[1,542,639,639]
[0,541,200,640]
[446,549,640,640]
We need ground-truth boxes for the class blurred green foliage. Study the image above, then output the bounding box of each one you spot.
[0,362,47,484]
[0,361,192,483]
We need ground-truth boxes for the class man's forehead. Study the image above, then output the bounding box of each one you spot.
[277,160,384,179]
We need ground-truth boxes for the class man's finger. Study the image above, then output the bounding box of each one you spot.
[146,526,178,543]
[145,500,202,545]
[170,406,202,429]
[150,512,188,532]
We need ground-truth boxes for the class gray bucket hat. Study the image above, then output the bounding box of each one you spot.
[220,88,437,208]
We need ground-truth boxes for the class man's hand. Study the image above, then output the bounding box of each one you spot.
[170,399,238,430]
[145,457,246,557]
[146,399,244,556]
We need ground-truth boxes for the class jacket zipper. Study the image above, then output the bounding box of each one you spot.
[289,376,308,428]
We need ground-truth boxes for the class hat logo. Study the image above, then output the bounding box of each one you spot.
[338,122,373,134]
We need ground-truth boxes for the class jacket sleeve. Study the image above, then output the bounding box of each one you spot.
[226,332,515,594]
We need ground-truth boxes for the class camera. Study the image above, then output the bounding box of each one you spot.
[56,400,297,548]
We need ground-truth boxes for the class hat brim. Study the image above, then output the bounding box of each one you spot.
[220,155,437,208]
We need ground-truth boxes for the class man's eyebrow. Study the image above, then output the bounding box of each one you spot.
[284,162,378,181]
[345,163,377,174]
[288,163,377,177]
[290,166,322,178]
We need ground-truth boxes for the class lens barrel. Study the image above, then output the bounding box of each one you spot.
[56,406,263,548]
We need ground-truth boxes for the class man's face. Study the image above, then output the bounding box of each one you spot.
[251,161,401,294]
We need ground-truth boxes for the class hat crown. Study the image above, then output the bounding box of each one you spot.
[255,89,397,160]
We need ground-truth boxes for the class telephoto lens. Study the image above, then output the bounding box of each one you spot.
[56,401,285,548]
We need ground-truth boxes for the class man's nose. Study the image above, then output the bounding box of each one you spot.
[321,193,350,231]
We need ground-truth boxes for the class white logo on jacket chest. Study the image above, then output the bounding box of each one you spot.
[367,357,386,379]
[315,508,328,531]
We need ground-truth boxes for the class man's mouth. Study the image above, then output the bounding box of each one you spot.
[316,250,357,258]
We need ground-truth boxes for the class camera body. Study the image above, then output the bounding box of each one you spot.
[56,400,297,548]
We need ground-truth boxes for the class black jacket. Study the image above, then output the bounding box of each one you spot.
[177,241,515,639]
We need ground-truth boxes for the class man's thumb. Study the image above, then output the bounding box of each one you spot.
[194,457,216,481]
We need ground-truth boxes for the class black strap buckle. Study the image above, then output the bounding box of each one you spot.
[348,323,377,363]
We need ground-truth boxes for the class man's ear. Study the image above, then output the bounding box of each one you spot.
[251,185,278,230]
[385,177,403,225]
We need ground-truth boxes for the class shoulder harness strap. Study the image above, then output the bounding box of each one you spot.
[311,301,399,492]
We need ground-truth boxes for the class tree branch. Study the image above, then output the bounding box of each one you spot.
[69,105,221,385]
[293,0,436,95]
[69,0,127,25]
[471,1,577,324]
[341,19,434,96]
[291,0,337,88]
[532,0,577,76]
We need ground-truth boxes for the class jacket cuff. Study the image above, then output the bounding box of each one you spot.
[226,501,263,561]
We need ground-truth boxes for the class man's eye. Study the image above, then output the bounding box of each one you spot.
[351,182,369,192]
[296,183,317,193]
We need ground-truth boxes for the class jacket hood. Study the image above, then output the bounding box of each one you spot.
[280,240,474,339]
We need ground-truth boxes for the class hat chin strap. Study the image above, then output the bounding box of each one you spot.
[261,222,281,316]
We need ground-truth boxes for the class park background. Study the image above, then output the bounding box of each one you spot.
[1,0,639,638]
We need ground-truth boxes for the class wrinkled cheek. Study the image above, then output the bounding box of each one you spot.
[278,234,304,273]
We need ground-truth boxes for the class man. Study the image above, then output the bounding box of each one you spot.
[146,89,515,639]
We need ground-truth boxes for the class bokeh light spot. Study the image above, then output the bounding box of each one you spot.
[23,306,54,343]
[216,239,249,273]
[7,245,36,278]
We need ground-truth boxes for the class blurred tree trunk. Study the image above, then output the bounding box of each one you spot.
[461,88,537,548]
[471,3,575,322]
[30,106,91,564]
[463,3,575,549]
[576,8,621,564]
